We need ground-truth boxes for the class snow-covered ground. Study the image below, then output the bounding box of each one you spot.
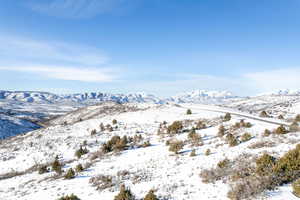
[0,102,299,200]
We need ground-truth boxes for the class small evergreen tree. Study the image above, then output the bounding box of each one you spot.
[205,149,211,156]
[263,129,271,137]
[90,129,97,135]
[218,125,226,137]
[75,146,89,159]
[100,123,105,131]
[58,194,80,200]
[112,119,118,125]
[259,110,269,118]
[190,149,196,157]
[38,165,49,174]
[274,125,288,134]
[52,157,62,174]
[144,190,158,200]
[75,164,84,172]
[186,109,192,115]
[64,168,76,179]
[114,185,135,200]
[295,114,300,122]
[224,113,231,122]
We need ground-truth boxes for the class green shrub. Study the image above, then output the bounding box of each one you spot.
[263,129,271,137]
[101,135,129,153]
[290,121,300,132]
[292,178,300,197]
[64,168,76,179]
[226,134,238,147]
[190,149,196,157]
[224,113,231,122]
[168,140,184,154]
[188,129,202,146]
[114,185,135,200]
[186,109,192,115]
[278,114,284,119]
[38,165,49,174]
[75,164,84,172]
[218,125,226,137]
[196,121,206,129]
[240,133,252,142]
[274,125,288,134]
[205,149,211,156]
[75,146,89,158]
[90,129,97,135]
[58,194,80,200]
[52,157,62,174]
[259,111,269,118]
[167,121,183,134]
[217,158,230,169]
[112,119,118,125]
[144,190,158,200]
[255,153,276,176]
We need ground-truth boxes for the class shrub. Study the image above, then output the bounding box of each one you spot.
[290,121,300,132]
[58,194,80,200]
[263,129,271,137]
[167,121,183,134]
[278,114,284,119]
[114,184,135,200]
[188,129,202,146]
[52,157,62,174]
[89,174,114,191]
[100,123,105,131]
[196,121,206,129]
[273,144,300,183]
[274,125,288,134]
[259,111,269,118]
[91,129,97,135]
[295,114,300,122]
[142,141,151,148]
[190,149,196,157]
[38,165,49,174]
[112,119,118,125]
[75,164,84,172]
[101,135,129,153]
[205,149,211,156]
[186,109,192,115]
[226,134,238,147]
[64,168,76,179]
[224,113,231,122]
[240,133,252,142]
[144,190,158,200]
[255,153,276,176]
[292,178,300,197]
[218,158,230,169]
[168,140,184,154]
[218,125,226,137]
[75,146,89,158]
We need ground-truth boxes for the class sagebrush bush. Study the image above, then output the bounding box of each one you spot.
[278,114,284,119]
[218,158,230,169]
[255,153,276,176]
[226,134,238,147]
[295,114,300,122]
[38,165,49,174]
[75,164,84,172]
[196,121,206,129]
[188,129,202,146]
[101,135,129,153]
[52,157,62,174]
[292,178,300,197]
[114,184,135,200]
[205,149,211,156]
[58,194,80,200]
[168,140,184,154]
[263,129,271,137]
[112,119,118,125]
[240,133,252,142]
[89,174,114,191]
[224,113,231,122]
[274,125,288,134]
[190,149,196,157]
[218,125,226,137]
[144,190,158,200]
[259,110,269,118]
[167,121,183,134]
[290,121,300,132]
[64,168,76,179]
[75,146,89,158]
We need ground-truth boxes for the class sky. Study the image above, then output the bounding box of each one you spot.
[1,0,300,97]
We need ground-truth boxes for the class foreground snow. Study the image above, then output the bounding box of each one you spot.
[0,103,299,200]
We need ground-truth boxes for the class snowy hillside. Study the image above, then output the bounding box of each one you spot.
[0,103,299,200]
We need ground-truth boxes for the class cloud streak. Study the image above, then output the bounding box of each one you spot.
[0,65,117,82]
[26,0,136,19]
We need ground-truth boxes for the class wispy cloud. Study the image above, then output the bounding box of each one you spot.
[25,0,137,19]
[0,35,109,66]
[0,65,117,82]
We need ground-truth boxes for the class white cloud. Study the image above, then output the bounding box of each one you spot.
[26,0,135,19]
[0,35,109,66]
[244,68,300,93]
[0,65,117,82]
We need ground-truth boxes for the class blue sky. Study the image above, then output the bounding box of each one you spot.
[1,0,300,96]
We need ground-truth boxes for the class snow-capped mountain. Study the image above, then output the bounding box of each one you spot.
[0,90,237,105]
[167,90,237,104]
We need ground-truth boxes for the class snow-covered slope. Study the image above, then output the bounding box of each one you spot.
[0,103,298,200]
